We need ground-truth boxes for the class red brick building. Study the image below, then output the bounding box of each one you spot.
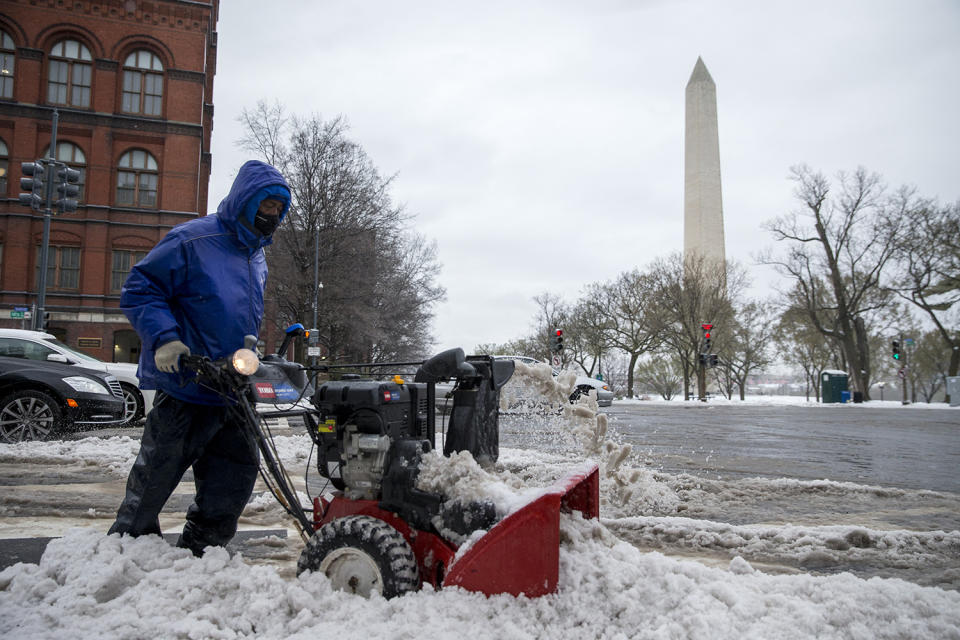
[0,0,219,363]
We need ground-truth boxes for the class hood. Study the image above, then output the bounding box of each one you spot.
[216,160,291,249]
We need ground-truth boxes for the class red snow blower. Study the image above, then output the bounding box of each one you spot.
[182,330,599,599]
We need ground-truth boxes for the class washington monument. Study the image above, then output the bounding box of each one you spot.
[683,57,726,267]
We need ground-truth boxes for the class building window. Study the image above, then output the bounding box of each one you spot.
[42,141,86,202]
[111,249,147,292]
[116,149,158,207]
[0,30,14,99]
[48,39,92,108]
[121,50,163,116]
[36,245,81,290]
[0,138,8,196]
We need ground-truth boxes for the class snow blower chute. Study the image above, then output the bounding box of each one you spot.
[183,338,599,599]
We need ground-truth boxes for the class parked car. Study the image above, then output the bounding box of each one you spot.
[569,375,614,407]
[491,356,614,407]
[0,355,126,443]
[0,329,153,426]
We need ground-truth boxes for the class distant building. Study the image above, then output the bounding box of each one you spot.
[0,0,219,362]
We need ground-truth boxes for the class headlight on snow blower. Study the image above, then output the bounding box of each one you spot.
[230,348,260,376]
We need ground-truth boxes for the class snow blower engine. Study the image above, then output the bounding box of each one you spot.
[310,348,514,535]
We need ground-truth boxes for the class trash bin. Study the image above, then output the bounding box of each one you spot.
[947,377,960,407]
[821,370,849,403]
[840,390,851,403]
[853,391,863,403]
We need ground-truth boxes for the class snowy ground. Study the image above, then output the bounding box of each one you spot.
[1,365,959,639]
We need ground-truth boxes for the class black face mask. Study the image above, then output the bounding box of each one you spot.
[253,213,280,236]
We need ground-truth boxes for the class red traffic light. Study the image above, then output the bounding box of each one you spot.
[701,323,713,331]
[556,329,563,336]
[704,332,711,339]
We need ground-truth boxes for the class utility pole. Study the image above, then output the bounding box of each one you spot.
[16,110,62,331]
[17,109,82,332]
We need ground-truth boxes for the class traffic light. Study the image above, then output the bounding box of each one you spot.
[554,329,564,354]
[18,161,46,211]
[892,340,900,360]
[701,323,713,353]
[55,165,81,214]
[708,354,719,368]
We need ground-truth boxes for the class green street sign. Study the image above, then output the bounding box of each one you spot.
[10,311,24,319]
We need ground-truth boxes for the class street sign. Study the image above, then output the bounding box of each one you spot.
[10,311,23,319]
[9,310,30,319]
[307,346,321,356]
[551,355,561,367]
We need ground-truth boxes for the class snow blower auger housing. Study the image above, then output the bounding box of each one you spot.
[301,347,600,599]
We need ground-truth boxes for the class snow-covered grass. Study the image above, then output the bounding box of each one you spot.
[1,365,958,639]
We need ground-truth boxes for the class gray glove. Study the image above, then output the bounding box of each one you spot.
[155,340,190,373]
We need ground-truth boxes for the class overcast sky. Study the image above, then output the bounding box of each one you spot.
[208,1,959,352]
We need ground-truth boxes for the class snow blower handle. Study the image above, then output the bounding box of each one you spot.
[414,347,475,383]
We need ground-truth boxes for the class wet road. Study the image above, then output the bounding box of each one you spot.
[596,403,960,493]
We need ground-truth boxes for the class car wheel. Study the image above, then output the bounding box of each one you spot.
[569,385,591,403]
[0,390,64,443]
[297,515,419,598]
[119,383,145,426]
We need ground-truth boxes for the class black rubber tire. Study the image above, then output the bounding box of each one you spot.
[0,389,64,443]
[297,515,419,598]
[119,383,145,426]
[569,385,591,403]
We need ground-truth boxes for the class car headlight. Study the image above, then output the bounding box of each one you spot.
[62,376,110,395]
[230,348,260,376]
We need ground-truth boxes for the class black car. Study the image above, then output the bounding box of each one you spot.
[0,355,126,443]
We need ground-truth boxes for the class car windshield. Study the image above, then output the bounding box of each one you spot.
[45,337,102,363]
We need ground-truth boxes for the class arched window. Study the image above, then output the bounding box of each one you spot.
[116,149,158,208]
[121,50,163,116]
[0,139,8,196]
[48,39,92,107]
[42,141,86,203]
[0,30,14,99]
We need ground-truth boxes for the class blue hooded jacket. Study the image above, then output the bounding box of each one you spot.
[121,161,291,405]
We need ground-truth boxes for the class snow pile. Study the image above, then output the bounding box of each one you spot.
[0,436,141,478]
[496,362,680,517]
[2,363,960,638]
[2,522,960,640]
[607,515,960,587]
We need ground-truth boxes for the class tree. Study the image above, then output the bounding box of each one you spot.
[238,102,445,362]
[719,300,777,400]
[593,269,662,397]
[887,200,960,391]
[531,292,571,366]
[908,330,951,403]
[775,301,840,401]
[567,286,611,378]
[762,165,905,400]
[649,252,743,400]
[635,354,682,400]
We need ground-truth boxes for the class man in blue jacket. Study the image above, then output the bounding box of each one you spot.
[109,160,291,556]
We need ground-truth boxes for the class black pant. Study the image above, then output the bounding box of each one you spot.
[109,391,260,556]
